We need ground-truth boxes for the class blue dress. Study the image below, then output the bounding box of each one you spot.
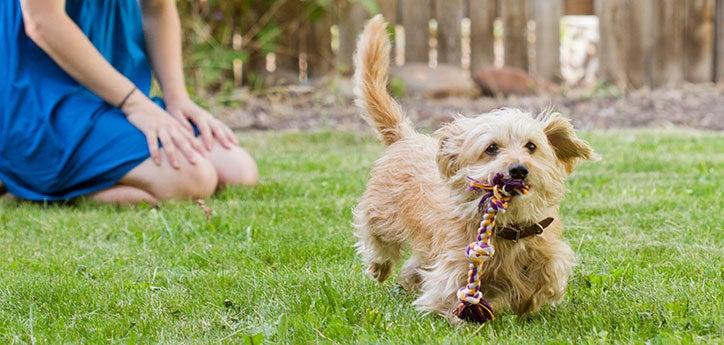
[0,0,156,201]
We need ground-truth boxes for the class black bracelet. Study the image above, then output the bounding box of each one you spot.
[117,86,137,109]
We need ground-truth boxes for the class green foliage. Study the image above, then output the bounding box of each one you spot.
[0,130,722,343]
[357,0,380,14]
[177,0,349,96]
[389,77,407,98]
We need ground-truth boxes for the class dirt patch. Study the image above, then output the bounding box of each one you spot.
[216,82,724,133]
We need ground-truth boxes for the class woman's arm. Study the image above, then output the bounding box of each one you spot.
[22,0,136,107]
[139,0,186,102]
[141,0,238,150]
[20,0,202,169]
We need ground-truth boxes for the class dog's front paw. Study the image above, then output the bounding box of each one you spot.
[366,261,392,282]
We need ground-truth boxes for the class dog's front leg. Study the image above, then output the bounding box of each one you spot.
[411,252,469,320]
[511,238,576,314]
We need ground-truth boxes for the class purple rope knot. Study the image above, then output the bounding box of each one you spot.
[467,173,529,212]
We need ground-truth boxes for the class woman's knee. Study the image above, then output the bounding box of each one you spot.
[149,158,218,200]
[226,155,258,187]
[212,146,259,187]
[176,158,218,199]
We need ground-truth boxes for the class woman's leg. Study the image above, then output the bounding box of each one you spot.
[89,141,256,205]
[117,154,218,201]
[91,185,158,205]
[90,155,217,205]
[206,143,259,187]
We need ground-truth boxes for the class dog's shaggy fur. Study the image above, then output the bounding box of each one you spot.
[352,15,596,321]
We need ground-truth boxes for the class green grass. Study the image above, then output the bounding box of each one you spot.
[1,130,722,344]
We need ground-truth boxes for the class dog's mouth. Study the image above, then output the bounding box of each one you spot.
[466,173,530,196]
[500,173,532,194]
[511,179,531,192]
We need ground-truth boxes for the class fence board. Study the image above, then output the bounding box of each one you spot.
[650,0,685,87]
[272,3,304,77]
[597,0,625,88]
[435,0,464,66]
[307,15,333,78]
[565,0,594,15]
[379,0,398,24]
[337,2,369,74]
[597,0,652,89]
[684,0,715,83]
[468,0,496,73]
[501,0,528,70]
[402,0,431,63]
[532,0,562,82]
[628,0,654,88]
[717,0,724,81]
[274,31,300,75]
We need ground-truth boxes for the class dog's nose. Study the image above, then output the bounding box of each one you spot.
[508,164,528,180]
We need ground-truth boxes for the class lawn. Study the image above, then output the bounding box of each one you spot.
[0,129,722,344]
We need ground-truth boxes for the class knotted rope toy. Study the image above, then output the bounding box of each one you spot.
[452,173,529,323]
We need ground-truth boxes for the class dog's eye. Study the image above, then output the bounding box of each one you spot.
[525,142,536,153]
[485,143,499,156]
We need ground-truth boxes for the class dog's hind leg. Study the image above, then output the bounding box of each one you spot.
[353,206,403,283]
[355,228,401,283]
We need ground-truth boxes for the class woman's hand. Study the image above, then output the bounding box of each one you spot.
[122,91,204,169]
[141,1,237,151]
[165,96,239,151]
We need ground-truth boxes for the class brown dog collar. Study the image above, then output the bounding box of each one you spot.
[495,217,554,241]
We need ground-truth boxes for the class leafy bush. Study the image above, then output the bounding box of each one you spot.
[177,0,338,98]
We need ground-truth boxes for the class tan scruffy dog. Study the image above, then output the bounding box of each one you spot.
[352,15,596,322]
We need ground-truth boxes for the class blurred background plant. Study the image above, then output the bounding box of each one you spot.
[179,0,314,97]
[176,0,380,105]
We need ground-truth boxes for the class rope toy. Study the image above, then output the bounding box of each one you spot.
[452,173,529,323]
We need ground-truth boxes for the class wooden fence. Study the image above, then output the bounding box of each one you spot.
[199,0,724,90]
[599,0,723,89]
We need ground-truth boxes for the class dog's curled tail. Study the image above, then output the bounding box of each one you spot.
[354,14,414,146]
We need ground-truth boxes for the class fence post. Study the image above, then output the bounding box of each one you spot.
[402,0,431,63]
[532,0,562,82]
[565,0,594,15]
[684,0,716,83]
[501,0,529,70]
[650,0,685,87]
[434,0,463,66]
[469,0,496,73]
[629,0,654,88]
[307,13,334,78]
[273,3,304,82]
[597,0,652,89]
[717,0,724,82]
[337,1,369,74]
[379,0,398,65]
[379,0,398,24]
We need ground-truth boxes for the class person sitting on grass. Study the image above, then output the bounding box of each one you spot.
[0,0,258,205]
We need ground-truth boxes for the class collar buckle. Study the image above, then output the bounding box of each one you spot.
[533,222,545,235]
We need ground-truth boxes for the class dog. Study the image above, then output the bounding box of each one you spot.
[352,15,595,322]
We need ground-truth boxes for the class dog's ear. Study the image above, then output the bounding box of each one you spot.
[435,122,463,179]
[544,114,596,173]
